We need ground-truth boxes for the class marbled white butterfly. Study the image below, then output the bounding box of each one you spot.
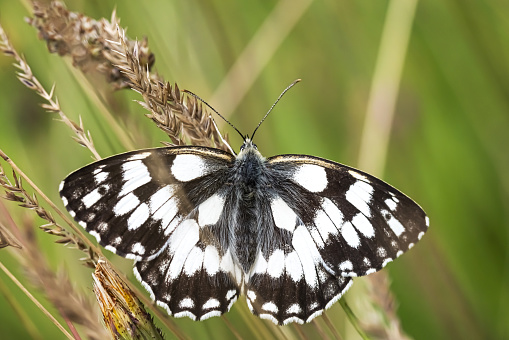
[60,84,428,325]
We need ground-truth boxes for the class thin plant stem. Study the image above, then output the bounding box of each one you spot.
[221,315,244,340]
[0,149,102,256]
[0,261,74,340]
[339,299,370,340]
[358,0,419,175]
[322,313,342,340]
[65,63,136,151]
[311,318,332,340]
[0,277,42,340]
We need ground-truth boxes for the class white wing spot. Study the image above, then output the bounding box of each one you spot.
[382,209,405,236]
[58,180,65,193]
[149,185,176,213]
[97,222,108,232]
[127,203,149,230]
[114,193,140,215]
[377,247,387,257]
[172,154,209,182]
[262,302,279,313]
[308,302,319,310]
[111,237,122,246]
[309,227,325,248]
[365,268,376,275]
[271,197,297,232]
[267,249,285,278]
[351,213,375,238]
[94,171,109,184]
[183,247,204,276]
[252,251,268,275]
[127,152,151,161]
[179,297,195,309]
[198,194,225,227]
[340,260,353,271]
[82,188,102,208]
[174,311,196,320]
[260,314,279,325]
[203,245,220,276]
[293,163,327,192]
[200,311,222,320]
[168,219,200,279]
[89,230,101,242]
[203,298,220,310]
[132,242,145,255]
[292,225,322,288]
[425,216,430,227]
[348,170,368,181]
[285,251,303,282]
[396,250,403,257]
[105,245,117,254]
[341,221,360,248]
[382,258,393,267]
[385,198,398,211]
[286,303,302,314]
[156,301,172,315]
[120,160,151,196]
[226,289,237,301]
[346,180,373,217]
[321,198,344,230]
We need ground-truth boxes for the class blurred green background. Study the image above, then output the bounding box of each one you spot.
[0,0,508,339]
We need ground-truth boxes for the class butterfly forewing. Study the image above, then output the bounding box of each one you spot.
[60,147,234,261]
[267,155,428,277]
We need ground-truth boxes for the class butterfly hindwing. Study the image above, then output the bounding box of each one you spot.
[134,231,241,321]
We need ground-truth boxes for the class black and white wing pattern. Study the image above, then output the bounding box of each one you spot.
[60,147,242,319]
[244,154,428,324]
[60,139,429,325]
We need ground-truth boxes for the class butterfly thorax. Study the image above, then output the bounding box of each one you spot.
[228,139,270,273]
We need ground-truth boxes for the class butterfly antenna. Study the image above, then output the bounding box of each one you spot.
[184,90,245,141]
[250,79,301,141]
[209,114,236,155]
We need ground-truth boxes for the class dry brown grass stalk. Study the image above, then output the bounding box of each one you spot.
[93,259,164,340]
[0,158,97,266]
[0,22,101,160]
[17,218,109,340]
[28,1,230,152]
[27,1,154,90]
[359,272,411,340]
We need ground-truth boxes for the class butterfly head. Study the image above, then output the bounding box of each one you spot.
[237,138,263,161]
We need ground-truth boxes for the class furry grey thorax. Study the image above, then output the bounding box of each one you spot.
[228,139,271,273]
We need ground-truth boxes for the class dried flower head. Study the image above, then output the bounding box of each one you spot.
[27,1,154,89]
[93,259,164,340]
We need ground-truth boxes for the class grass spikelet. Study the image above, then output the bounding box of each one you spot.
[93,259,164,340]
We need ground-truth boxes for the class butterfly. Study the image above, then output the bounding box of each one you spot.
[60,83,429,325]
